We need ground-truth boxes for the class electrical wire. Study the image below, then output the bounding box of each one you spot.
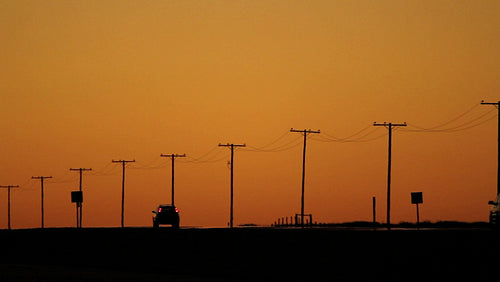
[130,158,170,170]
[180,146,230,164]
[243,135,304,152]
[313,126,387,143]
[89,162,120,176]
[320,124,374,142]
[403,106,496,133]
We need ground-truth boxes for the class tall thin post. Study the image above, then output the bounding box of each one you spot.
[112,160,135,228]
[70,168,91,228]
[373,122,406,230]
[160,154,186,205]
[32,176,52,228]
[372,196,376,225]
[481,100,500,195]
[416,203,420,227]
[0,185,19,230]
[230,145,234,227]
[290,128,320,227]
[218,143,246,228]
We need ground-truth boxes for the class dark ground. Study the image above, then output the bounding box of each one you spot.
[0,227,499,281]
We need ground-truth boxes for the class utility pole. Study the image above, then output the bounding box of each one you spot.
[218,143,246,228]
[0,185,19,230]
[481,100,500,195]
[160,154,186,205]
[32,176,53,228]
[373,122,406,230]
[69,168,92,228]
[112,160,135,228]
[290,128,320,227]
[372,196,376,225]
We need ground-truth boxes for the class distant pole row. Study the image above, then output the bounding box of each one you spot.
[3,104,497,229]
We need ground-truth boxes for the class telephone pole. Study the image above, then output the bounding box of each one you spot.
[69,168,92,228]
[481,100,500,195]
[373,122,406,229]
[290,128,320,227]
[112,160,135,228]
[32,176,53,228]
[160,154,186,205]
[0,185,19,230]
[218,143,246,228]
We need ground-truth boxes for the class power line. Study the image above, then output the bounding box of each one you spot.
[373,122,406,230]
[31,176,53,228]
[313,127,387,143]
[89,162,120,176]
[290,128,320,227]
[0,185,19,230]
[218,143,246,228]
[112,160,135,228]
[160,154,186,205]
[180,146,229,164]
[320,124,374,142]
[244,135,304,152]
[402,104,496,133]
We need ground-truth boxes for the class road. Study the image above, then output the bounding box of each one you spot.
[0,226,499,281]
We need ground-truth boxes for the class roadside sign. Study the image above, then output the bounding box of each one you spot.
[71,191,83,203]
[411,192,423,204]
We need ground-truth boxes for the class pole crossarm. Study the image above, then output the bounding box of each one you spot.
[112,160,135,228]
[373,121,406,230]
[218,143,246,228]
[160,154,187,158]
[481,100,499,107]
[160,153,186,205]
[218,143,246,148]
[290,128,320,227]
[373,122,407,127]
[0,185,20,188]
[70,168,92,174]
[290,128,321,134]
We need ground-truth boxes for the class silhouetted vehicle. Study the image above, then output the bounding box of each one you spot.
[488,194,499,226]
[152,205,180,228]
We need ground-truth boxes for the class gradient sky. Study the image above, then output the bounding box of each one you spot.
[1,0,500,228]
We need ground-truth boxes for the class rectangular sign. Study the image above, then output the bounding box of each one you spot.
[411,192,423,204]
[71,191,83,203]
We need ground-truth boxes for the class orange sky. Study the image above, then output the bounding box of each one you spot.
[1,0,500,228]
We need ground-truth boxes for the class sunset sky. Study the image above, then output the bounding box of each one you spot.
[1,0,499,228]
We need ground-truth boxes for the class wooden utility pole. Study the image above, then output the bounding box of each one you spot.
[69,168,92,228]
[372,196,376,225]
[218,143,246,228]
[0,185,19,230]
[373,122,406,230]
[481,100,500,195]
[160,154,186,205]
[112,160,135,228]
[32,176,53,228]
[290,128,320,227]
